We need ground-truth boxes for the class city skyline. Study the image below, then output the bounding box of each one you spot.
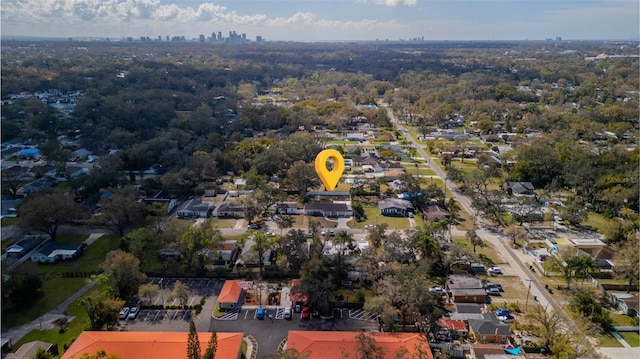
[1,0,639,42]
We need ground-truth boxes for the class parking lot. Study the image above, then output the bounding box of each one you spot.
[118,277,223,331]
[146,277,223,306]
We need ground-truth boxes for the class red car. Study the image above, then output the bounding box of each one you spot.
[301,306,310,320]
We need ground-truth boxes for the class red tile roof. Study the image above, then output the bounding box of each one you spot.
[61,331,243,359]
[217,280,244,304]
[438,318,467,331]
[287,331,431,359]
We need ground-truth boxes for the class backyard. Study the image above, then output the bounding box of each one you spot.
[2,234,120,328]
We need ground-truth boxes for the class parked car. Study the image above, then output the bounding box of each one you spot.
[301,306,310,320]
[486,287,501,296]
[248,223,260,230]
[128,306,140,320]
[119,307,130,320]
[256,307,266,319]
[429,286,445,293]
[284,307,292,320]
[498,315,516,323]
[488,267,503,275]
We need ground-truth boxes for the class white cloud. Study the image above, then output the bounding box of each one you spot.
[355,0,418,7]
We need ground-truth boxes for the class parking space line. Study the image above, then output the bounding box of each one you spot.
[244,310,249,320]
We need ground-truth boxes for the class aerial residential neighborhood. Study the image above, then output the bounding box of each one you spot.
[0,35,638,359]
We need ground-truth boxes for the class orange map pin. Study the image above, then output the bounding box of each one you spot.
[314,149,345,191]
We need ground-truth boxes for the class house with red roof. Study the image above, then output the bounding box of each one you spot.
[437,318,468,339]
[286,331,431,359]
[217,280,245,311]
[61,331,243,359]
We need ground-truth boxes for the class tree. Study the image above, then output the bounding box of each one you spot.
[560,195,588,227]
[170,280,190,306]
[80,296,125,331]
[569,289,613,333]
[179,219,221,274]
[77,350,122,359]
[7,266,44,307]
[187,319,201,359]
[612,235,640,292]
[95,186,147,237]
[123,228,155,258]
[137,283,160,304]
[17,190,84,241]
[285,161,319,199]
[263,349,310,359]
[30,347,55,359]
[345,332,385,359]
[333,230,356,280]
[276,215,294,236]
[277,229,309,274]
[101,250,147,300]
[240,195,262,225]
[527,304,564,349]
[465,229,483,254]
[250,231,275,278]
[202,331,218,359]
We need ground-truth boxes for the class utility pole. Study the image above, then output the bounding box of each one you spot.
[524,279,533,311]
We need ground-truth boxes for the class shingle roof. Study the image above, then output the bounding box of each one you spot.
[287,331,432,359]
[304,202,348,212]
[378,198,413,211]
[61,331,243,359]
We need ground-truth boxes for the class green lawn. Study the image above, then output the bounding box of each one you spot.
[1,217,19,227]
[610,313,639,326]
[10,284,104,355]
[3,235,121,328]
[452,237,502,265]
[56,234,90,245]
[620,331,640,347]
[350,206,412,230]
[595,333,624,347]
[2,277,89,328]
[584,213,611,233]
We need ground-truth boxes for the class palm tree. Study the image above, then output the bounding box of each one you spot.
[445,197,461,241]
[466,228,482,254]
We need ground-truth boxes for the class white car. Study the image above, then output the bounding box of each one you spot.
[429,286,445,293]
[128,306,140,320]
[488,267,503,275]
[119,307,130,320]
[498,315,515,323]
[283,308,292,320]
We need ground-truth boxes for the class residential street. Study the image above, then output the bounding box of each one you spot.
[382,102,638,358]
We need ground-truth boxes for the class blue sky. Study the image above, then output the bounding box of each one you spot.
[1,0,638,41]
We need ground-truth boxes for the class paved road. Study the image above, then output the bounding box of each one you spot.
[382,103,603,356]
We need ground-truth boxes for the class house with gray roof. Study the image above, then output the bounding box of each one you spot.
[379,198,414,217]
[304,202,352,218]
[176,199,212,219]
[30,241,84,263]
[502,182,535,197]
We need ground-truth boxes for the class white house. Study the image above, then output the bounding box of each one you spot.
[176,199,212,219]
[31,242,83,263]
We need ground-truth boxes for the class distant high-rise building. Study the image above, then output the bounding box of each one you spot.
[211,32,217,41]
[556,36,562,42]
[166,35,170,42]
[199,34,205,43]
[242,33,246,40]
[158,35,162,41]
[256,36,263,42]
